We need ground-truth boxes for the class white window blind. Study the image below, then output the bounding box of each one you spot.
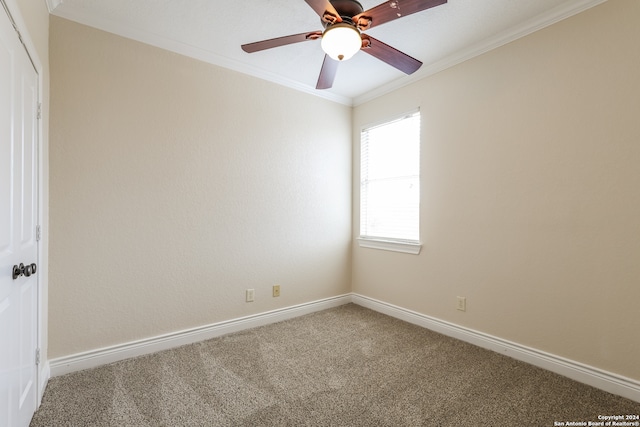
[360,110,420,243]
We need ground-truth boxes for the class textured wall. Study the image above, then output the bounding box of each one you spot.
[49,17,352,358]
[352,0,640,380]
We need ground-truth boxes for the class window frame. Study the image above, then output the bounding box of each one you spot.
[358,109,422,255]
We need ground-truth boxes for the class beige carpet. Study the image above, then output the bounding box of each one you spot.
[31,304,640,426]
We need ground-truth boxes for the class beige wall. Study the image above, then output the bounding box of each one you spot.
[49,17,352,358]
[353,0,640,381]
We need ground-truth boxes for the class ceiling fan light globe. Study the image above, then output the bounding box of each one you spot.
[321,24,361,61]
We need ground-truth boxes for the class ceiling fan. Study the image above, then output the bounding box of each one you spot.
[241,0,447,90]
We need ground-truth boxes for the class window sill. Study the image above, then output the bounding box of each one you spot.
[357,238,422,255]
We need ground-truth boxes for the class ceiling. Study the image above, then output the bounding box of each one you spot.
[47,0,606,105]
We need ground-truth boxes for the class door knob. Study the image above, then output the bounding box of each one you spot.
[11,262,37,280]
[12,263,24,280]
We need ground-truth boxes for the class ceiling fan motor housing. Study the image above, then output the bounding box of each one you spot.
[325,0,364,26]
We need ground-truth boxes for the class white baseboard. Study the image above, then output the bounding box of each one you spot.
[47,292,640,404]
[351,294,640,403]
[49,294,352,377]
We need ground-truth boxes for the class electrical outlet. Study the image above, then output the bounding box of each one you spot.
[456,296,466,312]
[246,289,255,302]
[273,285,280,297]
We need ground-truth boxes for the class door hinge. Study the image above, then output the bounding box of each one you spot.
[36,225,41,241]
[37,103,42,120]
[35,348,41,365]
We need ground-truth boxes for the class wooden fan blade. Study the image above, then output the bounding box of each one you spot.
[316,55,339,89]
[354,0,446,30]
[304,0,342,23]
[361,35,422,75]
[242,31,322,53]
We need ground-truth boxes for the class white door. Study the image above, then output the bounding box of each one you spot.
[0,2,40,426]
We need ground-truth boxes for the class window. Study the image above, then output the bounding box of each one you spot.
[359,110,421,254]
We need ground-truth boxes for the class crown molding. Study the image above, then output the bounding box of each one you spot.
[49,3,353,106]
[48,0,607,107]
[45,0,61,14]
[353,0,608,106]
